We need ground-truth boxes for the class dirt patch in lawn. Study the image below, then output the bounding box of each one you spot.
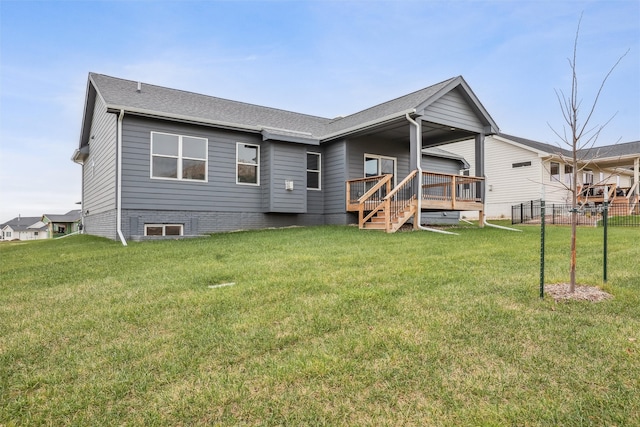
[545,283,613,302]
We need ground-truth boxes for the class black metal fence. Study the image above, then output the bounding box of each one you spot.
[512,200,640,227]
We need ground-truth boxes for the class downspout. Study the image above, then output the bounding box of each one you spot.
[406,113,458,235]
[116,109,128,246]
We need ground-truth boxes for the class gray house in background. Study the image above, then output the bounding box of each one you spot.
[72,73,498,243]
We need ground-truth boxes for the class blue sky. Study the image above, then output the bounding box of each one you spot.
[1,0,638,221]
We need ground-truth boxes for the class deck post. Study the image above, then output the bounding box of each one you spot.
[475,133,486,228]
[635,157,639,199]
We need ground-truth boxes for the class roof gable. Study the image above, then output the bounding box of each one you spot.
[418,77,499,134]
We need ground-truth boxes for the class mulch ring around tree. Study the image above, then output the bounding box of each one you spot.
[545,283,613,302]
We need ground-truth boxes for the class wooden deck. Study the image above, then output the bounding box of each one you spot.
[346,171,485,232]
[578,183,639,215]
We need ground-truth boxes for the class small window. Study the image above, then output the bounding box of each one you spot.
[512,161,532,168]
[151,132,207,181]
[550,162,560,181]
[236,143,260,185]
[307,152,321,190]
[144,224,184,237]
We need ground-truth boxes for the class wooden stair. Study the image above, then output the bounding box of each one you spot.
[362,202,416,232]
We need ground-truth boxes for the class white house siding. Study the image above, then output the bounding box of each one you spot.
[443,136,558,218]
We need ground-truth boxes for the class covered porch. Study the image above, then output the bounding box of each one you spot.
[576,149,640,215]
[334,77,497,232]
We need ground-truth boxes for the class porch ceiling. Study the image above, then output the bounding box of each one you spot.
[349,117,477,147]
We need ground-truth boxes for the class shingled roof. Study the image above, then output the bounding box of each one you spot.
[498,133,640,163]
[42,210,81,223]
[0,216,47,232]
[82,73,494,146]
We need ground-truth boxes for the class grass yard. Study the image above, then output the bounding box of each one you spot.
[1,224,639,426]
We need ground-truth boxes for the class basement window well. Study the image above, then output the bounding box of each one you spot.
[144,224,183,236]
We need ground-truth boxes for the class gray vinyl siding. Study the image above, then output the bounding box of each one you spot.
[421,88,485,133]
[83,95,117,216]
[322,140,348,214]
[421,155,462,174]
[120,116,265,212]
[262,141,307,213]
[346,136,411,182]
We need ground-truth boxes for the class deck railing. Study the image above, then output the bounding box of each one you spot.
[346,174,392,210]
[421,172,483,206]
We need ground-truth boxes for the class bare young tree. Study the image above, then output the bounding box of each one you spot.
[550,14,629,293]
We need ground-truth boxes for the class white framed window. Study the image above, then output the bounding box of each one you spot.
[307,152,321,190]
[550,162,560,182]
[151,132,207,181]
[236,143,260,185]
[364,154,397,187]
[564,164,574,185]
[144,224,183,236]
[583,169,594,185]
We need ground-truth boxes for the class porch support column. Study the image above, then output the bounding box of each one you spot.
[409,116,422,229]
[634,157,639,198]
[475,133,485,227]
[409,117,421,171]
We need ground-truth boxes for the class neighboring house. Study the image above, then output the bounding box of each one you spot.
[0,216,49,241]
[41,210,82,237]
[442,133,640,218]
[72,73,499,242]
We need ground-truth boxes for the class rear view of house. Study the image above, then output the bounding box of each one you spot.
[72,73,499,242]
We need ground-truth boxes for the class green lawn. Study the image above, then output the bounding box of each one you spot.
[1,224,638,426]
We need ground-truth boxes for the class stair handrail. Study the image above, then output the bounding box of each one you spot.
[383,170,418,232]
[356,174,392,229]
[357,174,392,204]
[383,170,418,202]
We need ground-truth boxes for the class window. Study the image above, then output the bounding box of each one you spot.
[564,164,574,184]
[550,162,560,181]
[512,161,532,168]
[236,143,259,185]
[462,169,471,191]
[151,132,207,181]
[307,152,321,190]
[144,224,183,236]
[364,154,396,186]
[583,169,594,185]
